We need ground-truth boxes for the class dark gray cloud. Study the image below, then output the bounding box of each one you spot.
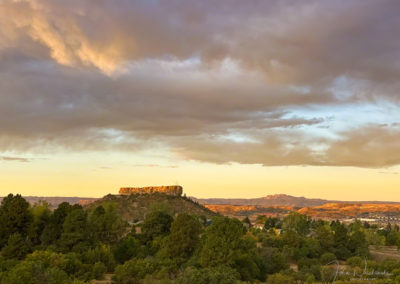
[0,0,399,167]
[1,0,399,92]
[171,126,400,168]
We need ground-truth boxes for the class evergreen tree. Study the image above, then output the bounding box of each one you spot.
[40,202,73,246]
[200,216,247,267]
[0,194,32,248]
[58,206,89,252]
[1,233,29,259]
[28,201,51,246]
[141,210,173,242]
[164,214,202,264]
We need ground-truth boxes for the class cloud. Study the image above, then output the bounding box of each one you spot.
[171,126,400,168]
[323,127,400,168]
[171,130,319,166]
[132,164,178,168]
[0,156,30,162]
[0,0,400,168]
[1,0,399,91]
[0,57,331,152]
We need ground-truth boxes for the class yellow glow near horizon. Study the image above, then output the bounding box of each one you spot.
[1,152,399,202]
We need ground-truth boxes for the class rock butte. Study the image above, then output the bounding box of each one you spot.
[119,185,183,196]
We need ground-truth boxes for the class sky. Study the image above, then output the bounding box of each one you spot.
[0,0,400,200]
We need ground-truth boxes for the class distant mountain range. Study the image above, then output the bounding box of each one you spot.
[1,193,400,209]
[0,196,99,208]
[191,194,400,207]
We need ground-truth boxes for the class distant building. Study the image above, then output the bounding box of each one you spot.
[254,224,264,230]
[359,218,377,223]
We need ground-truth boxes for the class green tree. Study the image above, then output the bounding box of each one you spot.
[88,203,127,245]
[331,221,348,246]
[0,194,32,248]
[331,221,350,260]
[91,262,106,280]
[83,245,116,272]
[315,224,334,251]
[28,201,51,246]
[40,202,73,246]
[242,217,252,228]
[200,217,246,267]
[58,206,89,252]
[1,250,70,284]
[346,256,363,268]
[264,217,281,230]
[320,252,336,264]
[294,238,322,260]
[113,258,157,284]
[347,230,369,257]
[176,265,240,284]
[267,273,296,284]
[282,213,311,237]
[1,233,29,259]
[364,229,385,248]
[259,247,289,275]
[386,231,400,246]
[163,214,202,264]
[141,211,173,242]
[282,230,302,248]
[113,236,142,264]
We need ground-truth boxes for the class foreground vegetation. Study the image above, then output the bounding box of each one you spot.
[1,194,400,283]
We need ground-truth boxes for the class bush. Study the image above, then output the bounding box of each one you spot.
[176,266,240,284]
[267,273,296,284]
[113,258,157,284]
[320,252,337,264]
[380,258,400,272]
[83,245,116,272]
[346,256,363,268]
[113,237,142,264]
[1,253,70,284]
[92,262,106,280]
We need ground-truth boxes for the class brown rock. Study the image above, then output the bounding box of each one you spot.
[119,185,183,196]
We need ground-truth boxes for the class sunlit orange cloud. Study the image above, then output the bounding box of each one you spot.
[0,0,400,199]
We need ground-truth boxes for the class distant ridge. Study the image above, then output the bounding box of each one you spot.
[191,194,400,207]
[0,196,99,207]
[1,194,400,209]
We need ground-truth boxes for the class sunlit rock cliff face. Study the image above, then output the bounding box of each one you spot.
[119,185,183,196]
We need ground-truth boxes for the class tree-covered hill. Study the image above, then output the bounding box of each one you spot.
[85,193,217,222]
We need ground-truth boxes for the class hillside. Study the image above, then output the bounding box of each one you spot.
[193,194,333,207]
[205,204,293,217]
[193,194,400,207]
[85,193,217,222]
[298,203,400,219]
[205,202,400,221]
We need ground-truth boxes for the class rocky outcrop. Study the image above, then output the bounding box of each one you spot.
[119,185,183,196]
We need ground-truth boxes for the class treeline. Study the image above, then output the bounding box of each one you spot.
[1,194,400,283]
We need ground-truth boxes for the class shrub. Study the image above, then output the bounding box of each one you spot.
[113,258,157,284]
[320,252,337,264]
[346,256,363,268]
[267,273,296,284]
[176,266,240,284]
[92,262,106,280]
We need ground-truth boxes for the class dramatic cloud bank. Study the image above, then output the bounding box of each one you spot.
[0,0,400,167]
